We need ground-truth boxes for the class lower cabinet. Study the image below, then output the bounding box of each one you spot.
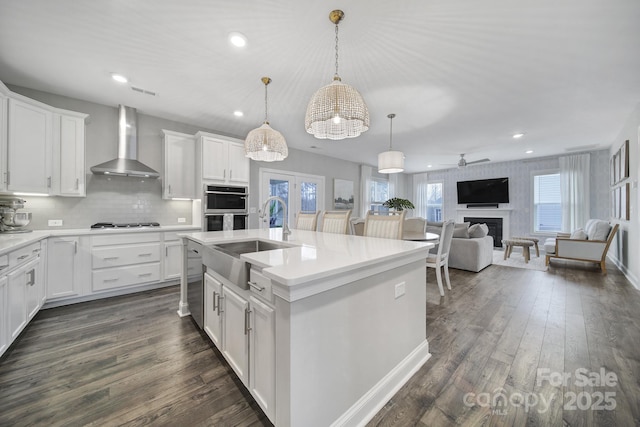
[47,236,81,300]
[221,285,250,386]
[0,276,7,355]
[204,272,222,347]
[7,253,41,341]
[204,269,276,422]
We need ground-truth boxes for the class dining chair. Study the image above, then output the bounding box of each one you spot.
[295,211,319,231]
[426,219,455,296]
[349,217,365,236]
[363,210,406,239]
[320,210,352,234]
[403,217,426,234]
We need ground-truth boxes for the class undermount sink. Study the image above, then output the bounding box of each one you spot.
[212,239,294,257]
[203,239,296,289]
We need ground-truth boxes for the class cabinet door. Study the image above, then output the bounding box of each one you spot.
[163,132,195,199]
[7,261,28,340]
[24,258,41,320]
[163,241,182,280]
[201,137,227,181]
[7,98,53,193]
[57,113,86,196]
[249,296,276,421]
[0,94,7,192]
[222,285,249,385]
[227,142,249,184]
[47,237,80,299]
[0,276,7,357]
[204,273,223,348]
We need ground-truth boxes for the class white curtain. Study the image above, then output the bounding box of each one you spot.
[359,164,373,218]
[413,173,429,219]
[559,153,590,232]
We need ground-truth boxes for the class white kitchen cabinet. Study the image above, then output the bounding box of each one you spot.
[196,132,250,186]
[162,130,195,199]
[249,295,276,420]
[0,275,7,356]
[54,112,87,197]
[221,284,249,386]
[204,272,223,348]
[24,257,42,321]
[163,241,183,280]
[47,236,82,300]
[0,89,8,192]
[7,97,54,194]
[91,233,161,292]
[8,252,41,340]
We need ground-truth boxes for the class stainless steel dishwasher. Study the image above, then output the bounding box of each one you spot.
[186,240,205,329]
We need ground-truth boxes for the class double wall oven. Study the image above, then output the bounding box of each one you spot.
[203,184,248,231]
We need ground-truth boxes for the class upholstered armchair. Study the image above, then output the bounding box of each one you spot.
[544,219,619,273]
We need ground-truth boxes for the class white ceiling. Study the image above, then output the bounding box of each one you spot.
[1,0,639,173]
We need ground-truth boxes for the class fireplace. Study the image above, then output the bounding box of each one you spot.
[464,216,503,248]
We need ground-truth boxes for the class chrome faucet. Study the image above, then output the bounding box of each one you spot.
[260,196,291,241]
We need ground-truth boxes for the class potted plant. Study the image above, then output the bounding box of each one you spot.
[383,197,415,212]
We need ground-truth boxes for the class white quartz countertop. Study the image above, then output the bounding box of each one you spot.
[181,229,433,290]
[0,225,200,256]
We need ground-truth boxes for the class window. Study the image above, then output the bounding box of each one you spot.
[369,178,389,213]
[533,172,561,232]
[426,182,443,222]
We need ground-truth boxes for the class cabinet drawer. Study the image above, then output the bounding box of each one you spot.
[92,243,161,269]
[248,268,273,303]
[9,242,41,268]
[92,232,160,247]
[92,263,161,291]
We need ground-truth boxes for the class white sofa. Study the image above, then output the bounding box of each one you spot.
[427,221,493,272]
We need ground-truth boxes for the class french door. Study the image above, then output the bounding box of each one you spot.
[259,170,325,229]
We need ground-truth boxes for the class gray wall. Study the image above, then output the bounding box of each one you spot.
[7,84,211,229]
[414,149,610,238]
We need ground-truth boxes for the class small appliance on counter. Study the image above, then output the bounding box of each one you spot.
[90,222,161,229]
[0,196,32,233]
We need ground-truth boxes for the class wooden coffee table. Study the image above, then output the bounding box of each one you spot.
[502,238,535,263]
[510,236,540,257]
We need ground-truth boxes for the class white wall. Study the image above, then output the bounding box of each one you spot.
[608,102,640,288]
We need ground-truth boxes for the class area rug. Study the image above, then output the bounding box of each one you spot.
[492,249,548,271]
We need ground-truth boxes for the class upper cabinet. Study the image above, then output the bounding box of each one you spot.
[0,82,88,197]
[162,130,196,199]
[54,111,88,197]
[196,132,250,186]
[7,97,53,194]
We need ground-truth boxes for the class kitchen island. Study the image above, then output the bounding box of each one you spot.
[179,229,433,427]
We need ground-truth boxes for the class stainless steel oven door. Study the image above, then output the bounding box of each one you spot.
[204,185,248,213]
[204,214,248,232]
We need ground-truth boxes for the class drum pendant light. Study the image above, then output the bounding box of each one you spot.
[378,113,404,173]
[305,10,370,140]
[244,77,288,162]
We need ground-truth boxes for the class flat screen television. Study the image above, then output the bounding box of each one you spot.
[457,177,509,204]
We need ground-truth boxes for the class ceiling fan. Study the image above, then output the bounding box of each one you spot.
[457,153,490,167]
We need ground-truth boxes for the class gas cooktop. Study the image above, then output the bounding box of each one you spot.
[90,222,161,229]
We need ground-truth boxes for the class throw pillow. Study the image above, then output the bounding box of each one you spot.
[426,225,441,235]
[586,220,611,241]
[426,221,443,227]
[452,222,470,238]
[468,223,489,238]
[570,228,588,240]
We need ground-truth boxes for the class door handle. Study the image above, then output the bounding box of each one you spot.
[244,308,252,335]
[230,170,232,180]
[212,291,217,311]
[47,176,52,188]
[74,241,78,254]
[75,178,79,190]
[217,295,224,315]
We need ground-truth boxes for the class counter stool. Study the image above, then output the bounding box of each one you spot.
[510,236,540,257]
[502,239,535,263]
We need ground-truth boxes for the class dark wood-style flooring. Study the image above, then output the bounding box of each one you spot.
[1,259,639,426]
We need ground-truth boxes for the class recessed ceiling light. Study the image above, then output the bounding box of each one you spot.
[525,150,533,154]
[233,110,244,117]
[111,73,128,83]
[427,165,433,168]
[228,32,248,48]
[513,132,525,139]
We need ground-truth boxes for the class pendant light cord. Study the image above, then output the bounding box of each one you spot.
[334,23,340,79]
[388,114,395,150]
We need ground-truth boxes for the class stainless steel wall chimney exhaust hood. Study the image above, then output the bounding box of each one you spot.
[90,105,160,178]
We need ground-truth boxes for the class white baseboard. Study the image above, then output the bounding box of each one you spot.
[607,254,639,290]
[330,340,432,427]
